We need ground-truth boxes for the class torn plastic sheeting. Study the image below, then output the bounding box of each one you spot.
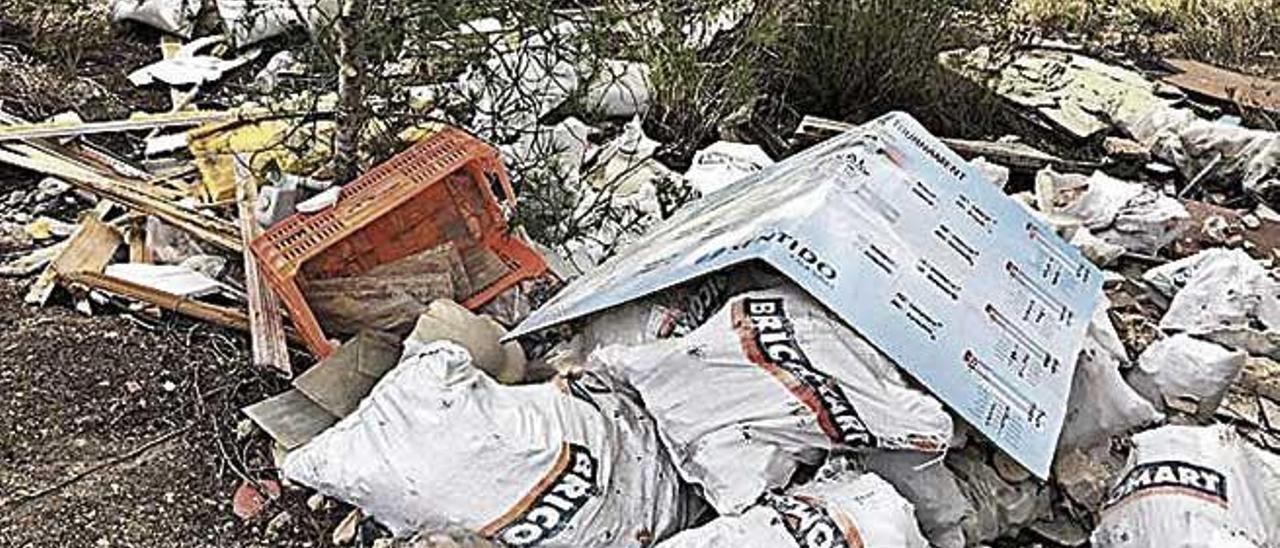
[1155,248,1280,335]
[511,111,1105,478]
[103,263,222,297]
[546,117,672,275]
[111,0,200,37]
[1069,227,1126,267]
[1056,297,1163,453]
[594,285,954,515]
[684,141,774,196]
[655,461,928,548]
[1092,424,1280,547]
[1038,168,1191,256]
[215,0,338,47]
[1130,334,1245,419]
[283,341,697,543]
[127,35,262,87]
[1123,106,1280,202]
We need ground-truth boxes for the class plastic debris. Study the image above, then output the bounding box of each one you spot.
[861,449,970,548]
[283,341,697,543]
[1037,168,1191,256]
[103,262,222,297]
[1124,106,1280,204]
[127,35,262,88]
[584,60,653,119]
[214,0,338,47]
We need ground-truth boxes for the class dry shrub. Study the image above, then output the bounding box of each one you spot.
[1133,0,1280,68]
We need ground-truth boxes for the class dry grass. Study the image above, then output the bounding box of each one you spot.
[1012,0,1280,70]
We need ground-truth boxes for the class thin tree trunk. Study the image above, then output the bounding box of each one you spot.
[333,0,367,182]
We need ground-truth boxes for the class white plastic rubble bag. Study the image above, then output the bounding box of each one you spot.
[1155,248,1280,334]
[594,285,953,514]
[1128,334,1246,419]
[214,0,338,47]
[1056,297,1163,452]
[283,341,696,545]
[111,0,200,36]
[1093,424,1280,548]
[684,142,775,196]
[656,462,928,548]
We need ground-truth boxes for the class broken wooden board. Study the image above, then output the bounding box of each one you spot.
[235,160,292,376]
[1161,58,1280,116]
[62,270,250,332]
[0,107,333,143]
[25,211,120,306]
[793,115,1101,173]
[1173,200,1280,260]
[0,141,240,250]
[305,271,453,336]
[939,48,1179,141]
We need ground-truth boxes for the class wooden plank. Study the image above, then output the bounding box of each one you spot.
[235,161,292,376]
[792,115,1101,173]
[61,270,251,331]
[1162,58,1280,115]
[0,143,241,250]
[0,105,336,143]
[25,209,119,305]
[127,217,150,264]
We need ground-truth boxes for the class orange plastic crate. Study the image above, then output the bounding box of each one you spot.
[251,127,548,358]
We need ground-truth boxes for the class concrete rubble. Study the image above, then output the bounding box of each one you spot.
[3,7,1280,547]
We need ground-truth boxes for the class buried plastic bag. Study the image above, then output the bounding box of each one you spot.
[655,460,928,548]
[111,0,200,36]
[593,285,953,514]
[282,341,697,545]
[1092,424,1280,548]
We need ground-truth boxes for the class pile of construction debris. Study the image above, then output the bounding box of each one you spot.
[2,3,1280,548]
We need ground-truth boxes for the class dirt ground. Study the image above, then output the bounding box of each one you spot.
[0,279,342,547]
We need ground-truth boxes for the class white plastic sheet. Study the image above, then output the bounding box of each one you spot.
[283,341,696,544]
[1124,107,1280,201]
[595,285,953,514]
[1093,424,1280,548]
[1039,169,1191,256]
